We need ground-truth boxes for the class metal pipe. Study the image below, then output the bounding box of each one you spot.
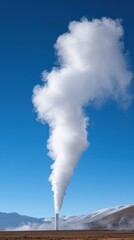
[55,213,59,230]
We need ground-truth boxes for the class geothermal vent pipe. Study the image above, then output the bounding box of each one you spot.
[55,213,59,230]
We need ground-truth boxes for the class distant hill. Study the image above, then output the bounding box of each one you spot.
[0,212,43,230]
[0,204,134,230]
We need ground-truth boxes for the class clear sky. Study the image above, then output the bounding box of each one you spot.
[0,0,134,218]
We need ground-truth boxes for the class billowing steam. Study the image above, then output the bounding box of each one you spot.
[32,18,132,214]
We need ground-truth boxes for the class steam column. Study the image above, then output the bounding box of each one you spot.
[55,213,59,230]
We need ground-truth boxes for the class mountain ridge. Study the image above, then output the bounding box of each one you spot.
[1,203,134,230]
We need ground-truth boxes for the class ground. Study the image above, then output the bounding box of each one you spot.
[0,230,134,240]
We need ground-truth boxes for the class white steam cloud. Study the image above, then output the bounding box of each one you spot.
[32,18,133,214]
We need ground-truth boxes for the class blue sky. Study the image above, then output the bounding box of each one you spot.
[0,0,134,218]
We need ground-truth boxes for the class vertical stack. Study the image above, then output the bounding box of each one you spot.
[55,213,59,230]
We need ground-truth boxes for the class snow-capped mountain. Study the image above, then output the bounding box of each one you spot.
[1,204,134,230]
[61,204,134,230]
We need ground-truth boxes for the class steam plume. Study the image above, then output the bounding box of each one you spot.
[32,18,133,214]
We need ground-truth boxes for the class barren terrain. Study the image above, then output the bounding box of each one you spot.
[0,230,134,240]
